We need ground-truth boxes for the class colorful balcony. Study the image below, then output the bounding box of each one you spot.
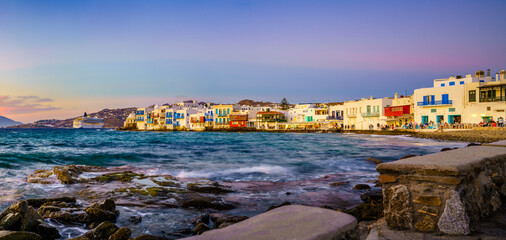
[385,105,411,117]
[417,100,452,106]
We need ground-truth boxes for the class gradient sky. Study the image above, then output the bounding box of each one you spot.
[1,0,505,122]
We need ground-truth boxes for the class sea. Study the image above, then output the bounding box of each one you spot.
[0,129,466,239]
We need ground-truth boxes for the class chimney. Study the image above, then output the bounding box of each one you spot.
[497,73,500,81]
[394,93,399,99]
[487,69,490,77]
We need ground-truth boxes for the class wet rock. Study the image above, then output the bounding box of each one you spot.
[93,171,144,183]
[71,221,119,240]
[366,157,383,164]
[0,213,21,230]
[53,165,105,184]
[384,185,412,229]
[353,184,371,191]
[209,213,248,229]
[0,230,42,240]
[34,220,60,240]
[26,197,76,208]
[178,193,234,210]
[108,227,131,240]
[128,216,142,225]
[344,201,383,221]
[190,214,209,225]
[133,235,172,240]
[45,211,89,224]
[440,148,453,152]
[399,154,416,160]
[26,170,58,184]
[266,202,291,211]
[186,182,234,194]
[360,190,382,203]
[467,142,481,147]
[438,191,470,235]
[192,223,210,235]
[84,199,119,224]
[0,200,43,232]
[329,181,348,186]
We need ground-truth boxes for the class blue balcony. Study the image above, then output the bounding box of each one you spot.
[327,116,343,120]
[135,111,144,115]
[417,100,453,106]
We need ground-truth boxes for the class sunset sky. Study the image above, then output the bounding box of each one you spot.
[1,0,505,123]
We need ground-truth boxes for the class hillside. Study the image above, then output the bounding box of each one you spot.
[237,99,277,107]
[0,116,23,128]
[10,107,137,129]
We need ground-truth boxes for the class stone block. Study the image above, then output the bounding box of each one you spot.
[414,196,441,207]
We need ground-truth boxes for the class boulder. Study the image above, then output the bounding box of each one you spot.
[108,227,131,240]
[353,184,371,191]
[0,230,42,240]
[26,197,76,208]
[344,201,383,221]
[133,235,172,240]
[192,223,210,235]
[33,220,60,240]
[209,213,248,229]
[71,221,119,240]
[266,202,291,211]
[360,190,383,203]
[0,200,43,232]
[399,154,416,160]
[186,182,234,194]
[178,193,234,210]
[366,157,383,164]
[440,148,453,152]
[128,216,142,225]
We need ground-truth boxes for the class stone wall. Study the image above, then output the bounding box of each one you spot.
[377,141,506,235]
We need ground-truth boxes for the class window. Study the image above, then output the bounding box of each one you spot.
[469,90,476,102]
[479,80,484,82]
[431,109,437,113]
[487,107,491,111]
[441,83,445,87]
[367,105,371,113]
[460,81,465,85]
[449,108,455,112]
[449,82,455,86]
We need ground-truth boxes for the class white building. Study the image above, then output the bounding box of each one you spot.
[343,97,393,130]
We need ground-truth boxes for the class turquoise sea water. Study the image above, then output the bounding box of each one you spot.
[0,129,465,238]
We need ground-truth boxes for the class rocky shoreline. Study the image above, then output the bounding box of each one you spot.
[1,163,386,239]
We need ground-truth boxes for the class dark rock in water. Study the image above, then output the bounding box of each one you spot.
[190,214,209,225]
[70,221,118,240]
[53,165,106,184]
[133,235,172,240]
[192,223,210,235]
[128,216,142,225]
[45,211,89,224]
[467,142,481,147]
[209,213,248,229]
[366,157,383,164]
[266,202,291,211]
[186,182,234,194]
[361,190,383,203]
[0,200,43,232]
[440,147,452,152]
[0,230,42,240]
[25,197,76,208]
[84,199,119,224]
[108,227,131,240]
[344,201,384,221]
[353,184,371,191]
[178,193,235,210]
[399,154,416,160]
[33,220,60,240]
[329,181,348,186]
[320,205,334,210]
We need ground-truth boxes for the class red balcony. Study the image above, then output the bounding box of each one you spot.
[384,105,410,117]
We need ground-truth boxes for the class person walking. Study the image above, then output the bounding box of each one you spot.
[499,117,504,127]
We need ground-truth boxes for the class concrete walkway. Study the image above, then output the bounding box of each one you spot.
[182,205,358,240]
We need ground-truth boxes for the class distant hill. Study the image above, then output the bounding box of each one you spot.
[237,99,277,107]
[10,107,137,129]
[0,116,23,128]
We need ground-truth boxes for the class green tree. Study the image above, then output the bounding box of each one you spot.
[280,98,290,110]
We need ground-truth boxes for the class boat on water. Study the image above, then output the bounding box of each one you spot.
[73,113,104,129]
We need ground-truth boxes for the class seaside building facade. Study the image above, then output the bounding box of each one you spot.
[343,97,393,130]
[384,94,414,127]
[213,104,233,128]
